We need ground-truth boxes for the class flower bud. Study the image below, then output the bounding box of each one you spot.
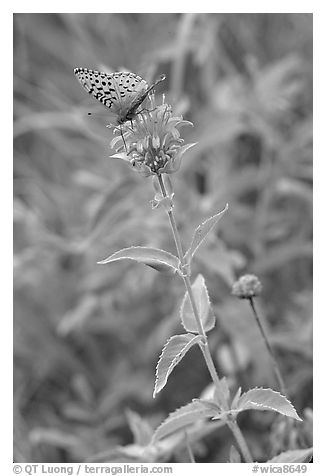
[232,274,262,299]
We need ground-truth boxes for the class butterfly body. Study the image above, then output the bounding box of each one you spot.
[74,68,165,126]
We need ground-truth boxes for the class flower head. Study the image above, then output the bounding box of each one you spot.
[232,274,262,299]
[109,95,196,177]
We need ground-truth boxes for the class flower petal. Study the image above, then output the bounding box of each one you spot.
[133,161,154,177]
[174,142,198,160]
[109,153,130,162]
[175,120,194,129]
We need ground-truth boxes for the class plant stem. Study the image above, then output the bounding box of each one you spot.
[157,176,206,334]
[249,297,287,396]
[227,419,253,463]
[157,174,253,463]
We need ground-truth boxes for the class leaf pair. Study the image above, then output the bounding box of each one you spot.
[153,273,215,398]
[152,387,302,443]
[98,204,229,276]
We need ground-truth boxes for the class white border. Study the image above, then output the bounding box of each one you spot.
[5,3,321,471]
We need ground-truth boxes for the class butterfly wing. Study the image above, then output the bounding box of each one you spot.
[74,68,148,125]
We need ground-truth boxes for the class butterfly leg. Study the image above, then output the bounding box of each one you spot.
[137,107,156,115]
[120,126,128,152]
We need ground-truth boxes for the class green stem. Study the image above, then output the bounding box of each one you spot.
[227,419,253,463]
[157,174,253,463]
[157,176,217,381]
[249,297,287,396]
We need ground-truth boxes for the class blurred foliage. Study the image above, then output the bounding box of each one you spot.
[13,13,312,463]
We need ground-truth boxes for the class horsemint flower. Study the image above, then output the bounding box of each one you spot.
[109,94,196,177]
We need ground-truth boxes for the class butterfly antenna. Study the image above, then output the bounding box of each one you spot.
[146,74,166,96]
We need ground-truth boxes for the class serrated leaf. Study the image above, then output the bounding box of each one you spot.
[98,246,180,275]
[152,400,219,442]
[237,388,302,421]
[184,204,228,264]
[180,274,215,333]
[268,447,313,463]
[153,334,202,398]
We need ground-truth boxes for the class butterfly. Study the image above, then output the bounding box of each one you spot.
[74,68,166,126]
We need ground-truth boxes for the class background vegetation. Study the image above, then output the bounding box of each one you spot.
[13,13,312,463]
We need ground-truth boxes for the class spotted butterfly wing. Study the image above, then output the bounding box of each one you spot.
[74,68,165,126]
